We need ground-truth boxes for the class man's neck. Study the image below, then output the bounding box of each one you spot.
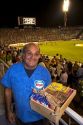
[24,64,37,70]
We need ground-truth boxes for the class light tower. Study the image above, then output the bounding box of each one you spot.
[63,0,69,27]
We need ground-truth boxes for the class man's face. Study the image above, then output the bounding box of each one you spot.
[23,45,40,69]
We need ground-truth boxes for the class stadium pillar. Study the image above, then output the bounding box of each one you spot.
[64,12,67,27]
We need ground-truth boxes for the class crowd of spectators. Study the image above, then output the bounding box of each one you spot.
[0,27,82,46]
[0,45,83,106]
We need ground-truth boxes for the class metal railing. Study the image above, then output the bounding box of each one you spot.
[64,107,83,125]
[50,107,83,125]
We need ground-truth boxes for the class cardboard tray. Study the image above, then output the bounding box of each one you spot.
[30,83,76,124]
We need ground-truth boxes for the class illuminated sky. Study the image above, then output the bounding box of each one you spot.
[0,0,83,27]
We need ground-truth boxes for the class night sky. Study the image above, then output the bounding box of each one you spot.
[0,0,83,27]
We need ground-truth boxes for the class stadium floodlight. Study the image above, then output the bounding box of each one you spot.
[63,0,69,27]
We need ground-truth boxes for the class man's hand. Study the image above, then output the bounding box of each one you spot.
[5,88,15,123]
[7,111,16,124]
[32,88,45,96]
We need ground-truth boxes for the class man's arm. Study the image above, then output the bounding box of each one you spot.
[5,88,15,124]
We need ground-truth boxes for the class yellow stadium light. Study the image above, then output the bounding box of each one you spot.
[63,0,69,12]
[63,0,70,27]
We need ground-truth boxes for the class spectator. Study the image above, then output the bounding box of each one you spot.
[77,64,83,80]
[60,69,68,85]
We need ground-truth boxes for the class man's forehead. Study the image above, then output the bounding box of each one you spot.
[23,43,40,53]
[26,45,39,51]
[26,45,40,51]
[26,49,40,53]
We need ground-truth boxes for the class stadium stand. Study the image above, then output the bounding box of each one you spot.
[0,27,82,46]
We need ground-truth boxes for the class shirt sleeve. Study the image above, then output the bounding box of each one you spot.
[1,67,12,88]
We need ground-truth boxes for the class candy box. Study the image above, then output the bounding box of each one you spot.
[30,82,76,124]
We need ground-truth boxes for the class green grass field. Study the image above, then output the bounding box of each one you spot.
[39,40,83,63]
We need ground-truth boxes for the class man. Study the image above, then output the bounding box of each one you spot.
[1,43,51,125]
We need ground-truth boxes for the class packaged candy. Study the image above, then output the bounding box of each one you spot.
[31,92,51,108]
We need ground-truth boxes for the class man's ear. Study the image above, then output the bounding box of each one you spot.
[40,54,42,58]
[38,54,41,59]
